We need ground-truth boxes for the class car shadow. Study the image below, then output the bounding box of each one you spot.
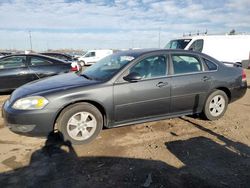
[0,122,250,187]
[172,117,250,187]
[0,132,179,187]
[0,91,12,95]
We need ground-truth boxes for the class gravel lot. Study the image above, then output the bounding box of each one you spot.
[0,70,250,188]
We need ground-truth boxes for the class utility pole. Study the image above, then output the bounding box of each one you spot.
[46,41,49,51]
[158,27,161,48]
[29,30,33,51]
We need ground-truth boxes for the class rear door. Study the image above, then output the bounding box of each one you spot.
[0,56,32,91]
[170,53,212,114]
[113,53,171,123]
[27,56,69,79]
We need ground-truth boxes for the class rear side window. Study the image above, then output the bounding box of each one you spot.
[203,58,217,71]
[0,56,26,69]
[30,57,53,66]
[172,55,202,74]
[189,39,204,52]
[53,55,69,61]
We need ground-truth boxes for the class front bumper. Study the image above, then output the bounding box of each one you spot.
[2,100,56,137]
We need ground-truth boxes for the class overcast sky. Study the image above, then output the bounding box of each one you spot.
[0,0,250,51]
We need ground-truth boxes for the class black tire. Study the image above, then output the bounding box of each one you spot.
[57,102,103,145]
[202,90,228,120]
[80,61,85,67]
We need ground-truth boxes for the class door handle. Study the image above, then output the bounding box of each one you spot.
[18,71,28,75]
[202,76,211,82]
[156,81,168,88]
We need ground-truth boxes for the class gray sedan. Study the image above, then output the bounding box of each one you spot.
[2,49,247,144]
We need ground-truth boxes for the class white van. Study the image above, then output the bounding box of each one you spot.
[78,49,113,66]
[165,34,250,67]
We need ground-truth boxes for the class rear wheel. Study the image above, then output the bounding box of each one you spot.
[203,90,228,120]
[79,61,85,67]
[57,103,103,145]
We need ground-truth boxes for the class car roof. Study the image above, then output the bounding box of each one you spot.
[116,48,204,57]
[1,53,67,63]
[116,48,222,64]
[41,52,70,56]
[173,34,250,40]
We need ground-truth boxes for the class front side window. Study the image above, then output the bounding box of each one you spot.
[130,55,167,79]
[0,56,26,69]
[189,39,204,52]
[172,55,202,74]
[30,57,53,66]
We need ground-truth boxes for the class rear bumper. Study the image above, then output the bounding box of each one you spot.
[2,100,56,137]
[229,81,247,103]
[85,62,96,65]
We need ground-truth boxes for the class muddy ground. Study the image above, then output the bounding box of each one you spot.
[0,70,250,188]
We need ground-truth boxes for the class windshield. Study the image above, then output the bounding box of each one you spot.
[84,51,95,57]
[165,39,191,49]
[81,53,135,81]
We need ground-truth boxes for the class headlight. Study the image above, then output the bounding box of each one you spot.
[12,96,49,110]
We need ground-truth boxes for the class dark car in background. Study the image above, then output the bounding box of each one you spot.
[2,49,247,144]
[40,52,77,62]
[0,54,72,92]
[0,52,12,58]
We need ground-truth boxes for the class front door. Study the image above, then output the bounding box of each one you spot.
[0,56,31,91]
[114,54,171,123]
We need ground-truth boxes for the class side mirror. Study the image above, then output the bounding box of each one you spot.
[123,72,142,82]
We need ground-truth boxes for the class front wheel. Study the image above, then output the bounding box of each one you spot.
[202,90,228,120]
[57,103,103,145]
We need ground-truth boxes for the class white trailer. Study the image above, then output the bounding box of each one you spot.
[165,34,250,68]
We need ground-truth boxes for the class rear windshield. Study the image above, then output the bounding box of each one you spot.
[165,39,191,49]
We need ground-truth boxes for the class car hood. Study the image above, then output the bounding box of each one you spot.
[10,73,99,102]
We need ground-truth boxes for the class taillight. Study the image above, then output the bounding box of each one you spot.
[249,51,250,69]
[242,69,247,82]
[71,66,78,72]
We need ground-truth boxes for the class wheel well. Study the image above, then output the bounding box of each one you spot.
[53,100,107,131]
[216,87,231,102]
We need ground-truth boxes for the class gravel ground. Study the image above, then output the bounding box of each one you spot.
[0,70,250,188]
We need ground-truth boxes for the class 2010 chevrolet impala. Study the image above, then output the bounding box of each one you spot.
[2,49,247,144]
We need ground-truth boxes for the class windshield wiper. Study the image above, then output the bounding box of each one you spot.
[81,74,93,80]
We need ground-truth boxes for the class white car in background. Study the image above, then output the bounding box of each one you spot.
[78,49,113,66]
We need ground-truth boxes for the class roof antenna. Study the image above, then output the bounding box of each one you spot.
[205,29,207,35]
